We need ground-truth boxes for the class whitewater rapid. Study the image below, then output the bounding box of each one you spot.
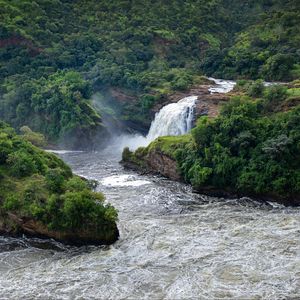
[1,78,298,299]
[1,150,299,299]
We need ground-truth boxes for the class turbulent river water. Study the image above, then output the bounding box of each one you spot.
[1,79,300,299]
[1,149,300,299]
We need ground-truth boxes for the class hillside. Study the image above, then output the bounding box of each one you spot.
[1,0,299,146]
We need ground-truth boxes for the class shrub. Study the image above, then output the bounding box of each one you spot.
[45,168,65,192]
[188,163,212,188]
[20,126,46,147]
[7,150,38,178]
[61,190,108,229]
[0,133,13,164]
[3,194,21,211]
[247,80,265,97]
[65,176,88,192]
[122,147,132,161]
[264,85,288,110]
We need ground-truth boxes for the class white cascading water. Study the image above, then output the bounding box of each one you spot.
[105,96,198,152]
[146,96,198,141]
[208,77,236,93]
[109,79,237,151]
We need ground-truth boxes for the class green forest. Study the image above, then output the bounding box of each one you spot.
[0,0,300,242]
[1,0,300,145]
[177,84,300,203]
[1,1,300,296]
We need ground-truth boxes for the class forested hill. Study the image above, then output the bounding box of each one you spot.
[1,0,299,146]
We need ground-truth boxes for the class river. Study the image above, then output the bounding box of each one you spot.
[1,79,300,299]
[0,148,300,299]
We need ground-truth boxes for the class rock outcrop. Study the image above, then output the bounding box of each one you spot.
[0,212,119,246]
[145,149,181,181]
[151,83,230,121]
[122,149,181,180]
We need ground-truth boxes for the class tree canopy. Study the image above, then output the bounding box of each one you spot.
[1,0,299,143]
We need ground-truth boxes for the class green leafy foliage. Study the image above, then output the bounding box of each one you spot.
[1,0,299,143]
[20,126,46,147]
[132,86,300,202]
[0,70,104,144]
[174,88,300,201]
[0,122,118,233]
[204,0,300,80]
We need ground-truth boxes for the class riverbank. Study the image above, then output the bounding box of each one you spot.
[122,81,300,207]
[122,135,300,207]
[0,122,119,245]
[2,149,299,299]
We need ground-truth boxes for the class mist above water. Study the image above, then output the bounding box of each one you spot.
[105,96,198,153]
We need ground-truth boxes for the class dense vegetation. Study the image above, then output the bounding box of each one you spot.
[0,122,118,243]
[1,0,299,145]
[204,1,300,80]
[0,69,107,148]
[125,83,300,204]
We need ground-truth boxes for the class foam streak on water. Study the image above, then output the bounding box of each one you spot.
[0,151,300,299]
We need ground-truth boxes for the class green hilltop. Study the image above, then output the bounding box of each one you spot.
[0,0,299,145]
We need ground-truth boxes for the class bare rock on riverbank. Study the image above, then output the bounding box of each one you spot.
[0,212,119,246]
[122,136,186,181]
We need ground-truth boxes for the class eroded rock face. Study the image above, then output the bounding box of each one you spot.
[0,213,119,246]
[146,150,181,181]
[122,147,181,181]
[151,85,230,126]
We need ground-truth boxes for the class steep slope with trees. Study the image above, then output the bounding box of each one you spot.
[1,0,299,146]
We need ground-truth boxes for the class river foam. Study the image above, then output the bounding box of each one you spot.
[1,151,299,299]
[101,174,151,187]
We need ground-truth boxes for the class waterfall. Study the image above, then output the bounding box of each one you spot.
[117,78,239,151]
[147,96,198,141]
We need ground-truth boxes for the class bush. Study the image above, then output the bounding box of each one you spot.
[7,150,38,178]
[247,80,265,97]
[45,168,65,193]
[3,194,21,211]
[188,163,212,188]
[61,190,109,229]
[122,147,132,161]
[20,126,46,147]
[263,85,288,110]
[0,132,13,164]
[65,176,88,192]
[262,54,295,81]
